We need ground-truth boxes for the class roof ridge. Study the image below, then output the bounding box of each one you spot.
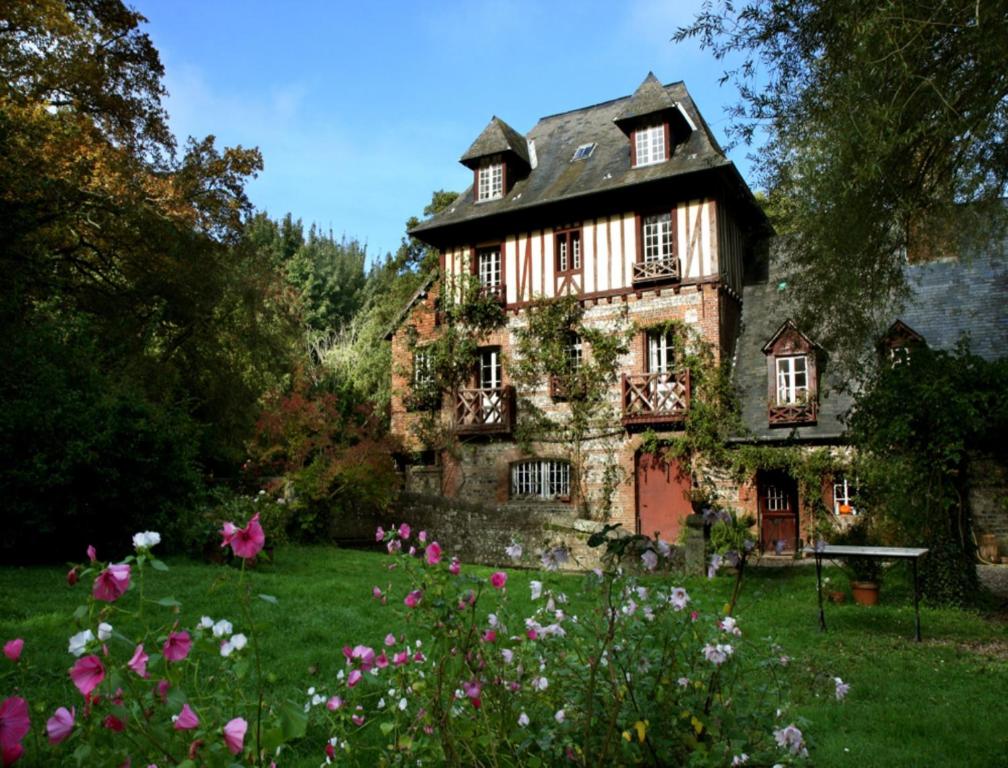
[535,80,687,125]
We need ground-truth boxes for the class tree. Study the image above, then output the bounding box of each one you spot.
[677,1,1008,366]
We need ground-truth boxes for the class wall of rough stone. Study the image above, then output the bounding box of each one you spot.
[968,452,1008,556]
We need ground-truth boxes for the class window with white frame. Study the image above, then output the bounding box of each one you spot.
[646,329,675,373]
[765,484,788,512]
[566,333,583,369]
[775,355,808,404]
[642,212,674,263]
[477,160,503,201]
[511,459,571,500]
[477,246,501,290]
[479,348,501,390]
[413,348,433,387]
[556,229,581,272]
[633,124,666,167]
[833,475,858,515]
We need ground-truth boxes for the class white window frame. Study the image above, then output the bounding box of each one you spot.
[833,475,858,516]
[642,212,674,263]
[477,160,503,202]
[556,230,581,272]
[566,333,583,369]
[634,124,666,167]
[775,355,808,405]
[765,484,788,512]
[413,348,433,388]
[511,459,571,500]
[479,348,501,390]
[477,246,501,290]
[571,142,596,161]
[646,329,675,374]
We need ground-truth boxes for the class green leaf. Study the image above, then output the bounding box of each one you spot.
[150,558,169,571]
[380,721,394,735]
[72,605,87,621]
[157,596,181,607]
[258,593,278,604]
[278,699,308,740]
[72,744,92,765]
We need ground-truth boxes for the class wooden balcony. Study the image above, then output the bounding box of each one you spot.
[632,256,680,286]
[455,386,514,435]
[622,371,690,426]
[768,400,818,426]
[474,282,506,304]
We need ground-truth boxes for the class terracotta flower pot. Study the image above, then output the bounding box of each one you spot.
[850,581,879,606]
[828,590,846,604]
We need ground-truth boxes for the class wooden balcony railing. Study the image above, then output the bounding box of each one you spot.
[474,282,506,304]
[622,370,690,425]
[768,400,818,426]
[455,386,514,435]
[632,256,680,286]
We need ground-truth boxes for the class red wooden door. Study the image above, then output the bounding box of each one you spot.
[636,452,692,541]
[758,472,799,552]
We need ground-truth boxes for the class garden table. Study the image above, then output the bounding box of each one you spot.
[802,545,929,642]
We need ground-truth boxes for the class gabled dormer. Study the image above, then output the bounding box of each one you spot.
[459,116,531,204]
[878,319,925,365]
[613,72,696,169]
[762,320,819,427]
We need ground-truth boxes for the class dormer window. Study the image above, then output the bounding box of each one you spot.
[762,320,818,426]
[775,356,808,405]
[477,158,504,202]
[879,320,924,367]
[633,124,667,167]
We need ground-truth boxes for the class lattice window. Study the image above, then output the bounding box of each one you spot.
[634,124,666,167]
[765,484,787,512]
[556,229,581,272]
[477,160,503,201]
[511,460,570,500]
[642,213,673,263]
[775,355,808,404]
[477,247,501,289]
[647,329,675,373]
[413,348,433,387]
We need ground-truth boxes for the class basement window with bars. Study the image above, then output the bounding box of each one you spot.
[511,459,571,501]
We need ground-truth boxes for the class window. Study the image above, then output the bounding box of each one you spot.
[571,143,596,161]
[642,212,674,263]
[775,356,808,404]
[765,484,788,512]
[413,348,433,387]
[479,348,501,390]
[833,475,858,515]
[477,246,502,290]
[566,333,583,368]
[633,124,666,167]
[646,329,675,373]
[555,229,581,272]
[511,459,571,500]
[477,159,503,202]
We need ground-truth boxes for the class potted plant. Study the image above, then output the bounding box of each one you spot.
[833,517,883,605]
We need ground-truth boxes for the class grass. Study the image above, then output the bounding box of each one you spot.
[1,546,1005,766]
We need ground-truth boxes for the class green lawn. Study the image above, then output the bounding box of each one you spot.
[1,546,1005,766]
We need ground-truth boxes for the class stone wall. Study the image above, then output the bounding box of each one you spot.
[968,452,1008,556]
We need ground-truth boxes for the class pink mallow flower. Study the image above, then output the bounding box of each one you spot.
[425,541,442,566]
[384,633,396,647]
[128,645,149,678]
[69,655,105,697]
[86,545,96,562]
[92,563,131,602]
[449,557,460,575]
[0,697,30,763]
[398,523,411,540]
[490,571,507,589]
[375,526,385,542]
[3,640,23,663]
[46,706,75,744]
[404,590,423,608]
[393,651,409,667]
[163,632,192,663]
[462,679,482,709]
[223,717,247,755]
[173,704,199,730]
[347,669,363,688]
[221,514,265,559]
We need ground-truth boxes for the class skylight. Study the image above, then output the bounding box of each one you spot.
[571,143,596,161]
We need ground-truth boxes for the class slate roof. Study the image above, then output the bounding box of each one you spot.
[613,72,679,126]
[732,243,1008,443]
[410,76,743,242]
[459,116,530,168]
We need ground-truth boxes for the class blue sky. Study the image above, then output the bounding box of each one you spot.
[135,0,756,262]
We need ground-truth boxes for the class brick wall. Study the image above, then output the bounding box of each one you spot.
[968,452,1008,553]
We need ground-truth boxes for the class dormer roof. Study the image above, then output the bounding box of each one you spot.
[459,116,530,170]
[761,319,818,355]
[880,319,925,348]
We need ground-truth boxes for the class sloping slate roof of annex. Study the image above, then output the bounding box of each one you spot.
[409,75,734,240]
[733,242,1008,443]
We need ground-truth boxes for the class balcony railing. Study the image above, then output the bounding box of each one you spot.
[474,282,506,304]
[632,256,680,286]
[768,400,818,426]
[622,370,690,425]
[455,386,514,435]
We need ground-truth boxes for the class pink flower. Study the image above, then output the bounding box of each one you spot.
[86,545,96,562]
[347,669,362,688]
[92,563,131,602]
[375,526,385,542]
[3,640,23,663]
[102,714,125,732]
[351,714,365,726]
[482,630,496,643]
[384,633,396,647]
[128,645,149,678]
[173,704,199,730]
[326,696,343,711]
[425,541,442,565]
[418,530,427,543]
[376,652,389,669]
[0,697,30,761]
[490,571,507,589]
[155,679,170,703]
[223,717,247,755]
[66,567,79,586]
[163,632,192,663]
[398,523,411,540]
[449,557,461,575]
[393,651,409,667]
[222,514,265,559]
[70,655,105,697]
[404,590,423,608]
[372,586,384,601]
[46,706,75,744]
[351,645,375,670]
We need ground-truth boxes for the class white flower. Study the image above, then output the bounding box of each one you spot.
[774,724,808,757]
[641,549,658,571]
[501,649,514,664]
[398,697,408,711]
[132,531,161,551]
[229,633,247,651]
[677,676,690,688]
[97,622,113,642]
[199,616,214,629]
[378,698,386,709]
[487,613,499,628]
[68,629,94,657]
[505,542,523,561]
[834,676,850,701]
[518,712,529,727]
[220,640,235,657]
[530,580,543,601]
[311,694,326,707]
[554,709,565,723]
[732,754,750,766]
[702,643,734,666]
[212,619,233,638]
[656,539,671,557]
[531,675,548,691]
[669,587,690,611]
[307,686,316,696]
[635,586,649,601]
[719,616,742,637]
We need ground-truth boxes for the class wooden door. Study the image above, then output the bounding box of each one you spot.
[636,452,692,542]
[758,471,799,552]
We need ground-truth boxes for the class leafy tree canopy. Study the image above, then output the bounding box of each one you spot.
[677,1,1008,363]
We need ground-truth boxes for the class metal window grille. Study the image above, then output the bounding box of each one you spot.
[643,213,673,263]
[511,460,570,499]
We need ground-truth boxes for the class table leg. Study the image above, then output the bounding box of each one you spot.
[815,553,826,632]
[912,557,922,642]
